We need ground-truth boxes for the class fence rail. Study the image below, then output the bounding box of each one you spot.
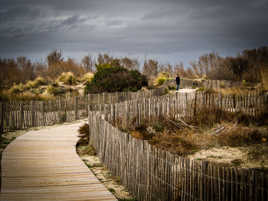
[88,92,268,201]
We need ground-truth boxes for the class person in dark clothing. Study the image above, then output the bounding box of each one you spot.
[175,75,180,90]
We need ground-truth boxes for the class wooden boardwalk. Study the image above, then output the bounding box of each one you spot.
[1,122,117,201]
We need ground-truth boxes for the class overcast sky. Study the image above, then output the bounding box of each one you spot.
[1,0,267,66]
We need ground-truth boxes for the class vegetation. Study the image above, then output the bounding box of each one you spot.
[25,77,47,89]
[46,85,66,96]
[0,47,267,99]
[85,64,147,94]
[80,72,94,83]
[121,107,268,157]
[153,73,169,86]
[57,72,77,85]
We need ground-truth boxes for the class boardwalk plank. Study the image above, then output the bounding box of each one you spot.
[1,122,117,201]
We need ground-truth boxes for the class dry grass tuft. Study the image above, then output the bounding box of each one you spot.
[80,72,94,83]
[57,72,77,85]
[77,145,96,156]
[0,89,54,101]
[78,123,89,138]
[125,108,268,156]
[77,123,90,145]
[217,126,268,147]
[25,77,47,89]
[9,83,25,94]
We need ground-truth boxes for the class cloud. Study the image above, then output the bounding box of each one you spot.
[0,0,267,65]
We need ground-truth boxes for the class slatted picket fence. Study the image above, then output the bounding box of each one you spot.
[88,91,268,201]
[92,92,267,130]
[0,88,166,134]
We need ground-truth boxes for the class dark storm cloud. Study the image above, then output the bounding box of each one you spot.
[0,0,267,64]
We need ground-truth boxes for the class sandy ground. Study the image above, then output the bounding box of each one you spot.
[79,151,135,201]
[176,88,198,93]
[189,145,268,169]
[169,88,197,94]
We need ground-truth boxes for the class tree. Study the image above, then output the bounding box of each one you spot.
[17,57,35,81]
[82,55,94,72]
[47,58,85,79]
[143,59,158,78]
[120,57,139,70]
[159,64,173,77]
[47,50,63,66]
[227,57,249,81]
[174,62,186,77]
[97,53,113,65]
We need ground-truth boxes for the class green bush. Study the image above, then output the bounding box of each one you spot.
[154,73,168,86]
[168,85,176,90]
[84,65,147,94]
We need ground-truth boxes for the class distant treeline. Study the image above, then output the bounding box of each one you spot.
[0,46,267,89]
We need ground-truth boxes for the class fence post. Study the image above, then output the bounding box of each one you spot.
[194,92,197,117]
[75,96,78,120]
[31,101,35,127]
[233,94,236,113]
[0,102,4,135]
[20,102,24,129]
[42,102,45,126]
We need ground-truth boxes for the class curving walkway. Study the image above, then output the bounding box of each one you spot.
[1,122,117,201]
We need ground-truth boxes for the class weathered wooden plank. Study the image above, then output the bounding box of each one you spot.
[1,122,117,201]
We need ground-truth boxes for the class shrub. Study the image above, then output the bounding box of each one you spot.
[47,85,66,96]
[25,81,34,89]
[154,73,168,86]
[84,65,147,94]
[217,127,268,147]
[79,123,89,137]
[9,83,25,94]
[77,123,90,145]
[77,145,96,155]
[0,91,9,101]
[57,72,77,85]
[168,85,176,90]
[81,72,94,83]
[25,77,47,89]
[32,77,47,87]
[2,91,53,101]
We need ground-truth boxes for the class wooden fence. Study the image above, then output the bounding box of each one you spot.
[88,92,268,201]
[92,92,267,130]
[164,79,242,89]
[202,80,242,89]
[0,88,166,134]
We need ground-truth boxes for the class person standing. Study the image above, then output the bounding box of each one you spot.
[176,74,180,90]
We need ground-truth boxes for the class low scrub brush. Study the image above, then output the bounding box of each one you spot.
[78,123,90,145]
[81,72,94,83]
[57,72,77,85]
[153,73,169,86]
[9,83,25,94]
